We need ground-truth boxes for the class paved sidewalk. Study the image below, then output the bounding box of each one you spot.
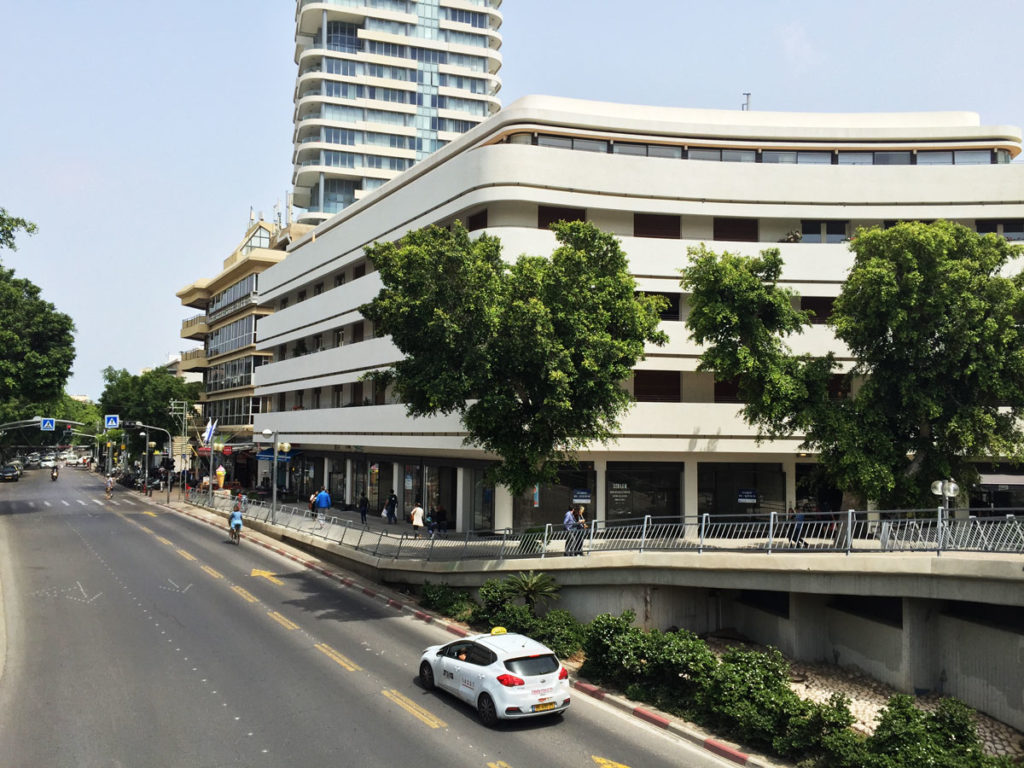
[144,486,1024,764]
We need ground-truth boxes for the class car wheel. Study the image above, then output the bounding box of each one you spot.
[477,692,499,727]
[418,661,435,691]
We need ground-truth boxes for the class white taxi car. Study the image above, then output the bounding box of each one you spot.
[418,628,570,726]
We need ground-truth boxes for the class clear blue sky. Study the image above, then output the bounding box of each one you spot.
[2,0,1022,399]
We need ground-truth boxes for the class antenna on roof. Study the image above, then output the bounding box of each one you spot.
[741,93,751,111]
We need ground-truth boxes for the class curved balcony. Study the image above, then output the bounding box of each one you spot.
[178,348,209,372]
[181,314,209,341]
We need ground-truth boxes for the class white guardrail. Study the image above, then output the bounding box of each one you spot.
[187,490,1024,562]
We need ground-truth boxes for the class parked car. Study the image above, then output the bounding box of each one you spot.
[1,464,20,482]
[418,628,570,726]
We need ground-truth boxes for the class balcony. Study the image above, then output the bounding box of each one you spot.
[178,348,208,372]
[181,313,209,340]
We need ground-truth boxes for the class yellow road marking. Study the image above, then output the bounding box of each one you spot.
[381,689,446,729]
[267,611,299,630]
[176,549,196,561]
[138,526,153,534]
[141,511,157,517]
[201,565,223,579]
[156,536,173,546]
[315,643,362,672]
[487,763,513,768]
[251,568,283,585]
[232,586,258,603]
[592,758,632,768]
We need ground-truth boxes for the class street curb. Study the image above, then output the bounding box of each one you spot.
[150,492,776,768]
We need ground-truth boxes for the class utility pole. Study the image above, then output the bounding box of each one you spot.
[169,399,190,498]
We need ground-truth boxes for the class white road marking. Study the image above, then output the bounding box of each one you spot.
[61,500,69,506]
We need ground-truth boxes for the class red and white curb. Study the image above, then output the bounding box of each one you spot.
[163,496,774,768]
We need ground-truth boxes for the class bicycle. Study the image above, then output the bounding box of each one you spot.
[229,524,241,545]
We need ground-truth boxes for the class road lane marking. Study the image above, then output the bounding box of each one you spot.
[315,643,362,672]
[251,569,283,585]
[61,500,69,506]
[76,500,86,506]
[592,759,632,768]
[142,511,157,517]
[138,525,153,534]
[232,586,258,602]
[176,549,196,561]
[488,763,513,768]
[202,566,224,579]
[267,611,299,630]
[381,690,446,729]
[44,501,51,507]
[155,536,173,546]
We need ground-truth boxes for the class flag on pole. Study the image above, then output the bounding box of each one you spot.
[202,419,216,445]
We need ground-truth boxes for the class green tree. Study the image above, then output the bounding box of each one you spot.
[361,220,667,495]
[680,221,1024,508]
[98,366,201,437]
[0,207,37,252]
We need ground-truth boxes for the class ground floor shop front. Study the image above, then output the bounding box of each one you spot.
[256,450,843,533]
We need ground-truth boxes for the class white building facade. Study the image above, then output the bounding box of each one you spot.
[292,0,502,224]
[254,95,1024,530]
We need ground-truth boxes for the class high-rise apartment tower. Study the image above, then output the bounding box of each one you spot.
[292,0,503,224]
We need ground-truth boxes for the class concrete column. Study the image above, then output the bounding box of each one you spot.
[455,466,465,533]
[783,456,797,509]
[788,593,829,660]
[494,484,513,531]
[594,457,606,524]
[323,457,329,491]
[344,458,352,505]
[393,461,403,514]
[902,597,940,694]
[684,458,699,527]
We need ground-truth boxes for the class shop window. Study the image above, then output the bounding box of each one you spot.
[633,370,681,402]
[538,206,586,229]
[634,213,681,239]
[713,217,758,242]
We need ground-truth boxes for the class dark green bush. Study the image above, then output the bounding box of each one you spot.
[469,577,519,628]
[579,610,636,682]
[703,646,805,752]
[420,581,475,620]
[534,609,585,658]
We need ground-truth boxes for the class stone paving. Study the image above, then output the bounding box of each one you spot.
[706,637,1024,761]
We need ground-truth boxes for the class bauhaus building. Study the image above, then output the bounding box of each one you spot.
[251,95,1024,529]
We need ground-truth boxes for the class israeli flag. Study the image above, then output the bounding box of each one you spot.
[202,418,216,445]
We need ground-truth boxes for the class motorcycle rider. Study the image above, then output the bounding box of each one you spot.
[50,466,59,481]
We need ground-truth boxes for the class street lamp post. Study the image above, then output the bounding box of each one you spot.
[260,428,291,526]
[131,422,173,504]
[139,429,149,494]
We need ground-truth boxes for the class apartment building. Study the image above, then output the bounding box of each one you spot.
[292,0,502,223]
[252,95,1024,529]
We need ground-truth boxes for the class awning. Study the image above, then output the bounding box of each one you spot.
[977,474,1024,486]
[256,448,301,463]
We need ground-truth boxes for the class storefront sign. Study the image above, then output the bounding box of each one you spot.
[738,489,758,505]
[572,488,592,505]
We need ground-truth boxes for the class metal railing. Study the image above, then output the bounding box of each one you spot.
[186,491,1024,563]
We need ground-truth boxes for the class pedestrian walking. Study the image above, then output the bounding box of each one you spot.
[358,492,369,525]
[433,503,448,534]
[385,489,398,524]
[563,505,577,556]
[410,499,425,538]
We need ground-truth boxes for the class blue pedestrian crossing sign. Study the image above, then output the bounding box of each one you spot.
[40,418,56,431]
[105,414,120,429]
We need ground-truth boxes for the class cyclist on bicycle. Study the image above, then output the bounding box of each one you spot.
[228,494,244,541]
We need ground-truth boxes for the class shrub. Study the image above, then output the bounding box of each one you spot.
[580,610,636,682]
[475,602,538,636]
[703,646,805,752]
[420,581,476,620]
[534,609,585,658]
[469,577,520,627]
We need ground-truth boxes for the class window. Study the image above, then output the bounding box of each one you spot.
[350,321,364,343]
[573,137,608,153]
[312,388,321,409]
[466,209,488,231]
[280,297,289,310]
[353,263,366,279]
[874,152,912,165]
[713,217,758,242]
[332,385,342,408]
[688,148,720,162]
[977,220,1024,241]
[954,149,991,165]
[296,391,304,409]
[633,371,680,402]
[612,142,647,156]
[763,151,797,164]
[313,334,323,351]
[313,282,324,296]
[800,220,847,244]
[333,328,345,347]
[634,213,681,239]
[536,134,573,149]
[297,290,307,303]
[797,152,832,165]
[722,149,756,163]
[713,378,741,403]
[647,144,682,159]
[643,292,681,322]
[277,393,286,412]
[837,152,873,165]
[334,273,346,288]
[801,296,834,325]
[538,206,586,229]
[916,151,953,165]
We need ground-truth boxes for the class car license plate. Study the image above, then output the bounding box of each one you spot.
[533,702,556,712]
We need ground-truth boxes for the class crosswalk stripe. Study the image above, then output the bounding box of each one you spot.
[61,500,69,506]
[76,500,86,506]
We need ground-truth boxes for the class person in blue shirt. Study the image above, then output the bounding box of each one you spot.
[229,493,244,541]
[315,486,331,511]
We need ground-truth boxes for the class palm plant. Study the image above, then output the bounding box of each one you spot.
[505,570,560,613]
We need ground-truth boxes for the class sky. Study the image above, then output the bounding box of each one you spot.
[2,0,1023,400]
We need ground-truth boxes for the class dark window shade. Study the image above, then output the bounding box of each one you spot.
[634,370,681,402]
[714,378,741,403]
[634,213,681,239]
[713,217,758,242]
[801,296,834,325]
[538,206,586,229]
[642,292,681,321]
[466,209,488,231]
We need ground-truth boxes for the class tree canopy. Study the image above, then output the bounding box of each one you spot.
[0,210,76,423]
[361,220,667,494]
[680,221,1024,508]
[98,366,202,438]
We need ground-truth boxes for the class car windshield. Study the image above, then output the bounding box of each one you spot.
[503,654,559,676]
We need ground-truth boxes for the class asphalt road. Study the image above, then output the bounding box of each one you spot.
[0,467,735,768]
